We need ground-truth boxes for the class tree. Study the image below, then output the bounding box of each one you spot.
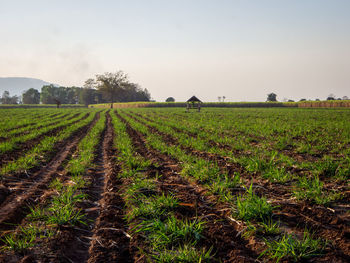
[166,97,175,102]
[327,94,335,100]
[41,85,58,104]
[222,96,226,102]
[0,91,10,104]
[0,91,19,104]
[96,71,129,108]
[342,96,349,100]
[79,88,96,106]
[218,96,221,102]
[22,88,40,104]
[118,82,150,102]
[266,93,277,102]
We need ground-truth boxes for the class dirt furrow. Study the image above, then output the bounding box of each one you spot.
[116,111,259,262]
[47,112,131,263]
[0,113,99,233]
[86,111,131,263]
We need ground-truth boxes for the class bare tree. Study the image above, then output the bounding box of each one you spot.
[95,71,129,108]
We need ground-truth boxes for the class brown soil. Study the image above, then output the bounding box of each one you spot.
[87,112,131,263]
[0,185,10,205]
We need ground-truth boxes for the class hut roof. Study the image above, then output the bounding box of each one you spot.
[187,96,202,102]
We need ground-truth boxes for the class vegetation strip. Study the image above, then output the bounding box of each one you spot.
[0,112,99,235]
[116,110,260,262]
[119,110,349,262]
[0,111,98,178]
[0,107,348,262]
[0,111,105,262]
[110,111,214,262]
[0,111,89,158]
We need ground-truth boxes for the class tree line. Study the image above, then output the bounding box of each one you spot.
[0,71,151,106]
[266,93,349,102]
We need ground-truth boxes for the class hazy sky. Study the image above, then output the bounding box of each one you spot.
[1,0,349,102]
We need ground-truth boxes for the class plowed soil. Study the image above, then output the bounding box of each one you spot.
[0,109,349,263]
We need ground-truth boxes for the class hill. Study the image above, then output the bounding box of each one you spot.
[0,77,57,97]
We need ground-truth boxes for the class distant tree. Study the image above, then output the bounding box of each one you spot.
[79,79,97,106]
[299,98,307,101]
[22,88,40,104]
[53,98,61,108]
[0,91,10,104]
[79,88,96,106]
[327,94,335,100]
[41,85,58,104]
[342,96,349,100]
[315,98,320,101]
[84,71,151,107]
[119,83,150,102]
[218,96,221,102]
[95,71,129,108]
[288,99,295,102]
[66,87,78,104]
[41,85,82,105]
[0,91,19,104]
[266,93,277,102]
[222,96,226,102]
[166,97,175,102]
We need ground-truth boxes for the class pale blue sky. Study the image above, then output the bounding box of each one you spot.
[1,0,349,101]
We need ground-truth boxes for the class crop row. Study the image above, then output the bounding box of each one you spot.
[0,109,99,178]
[126,110,346,205]
[117,109,349,262]
[0,108,348,262]
[0,108,81,133]
[0,110,106,261]
[111,111,214,262]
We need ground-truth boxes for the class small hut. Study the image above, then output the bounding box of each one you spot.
[186,96,202,112]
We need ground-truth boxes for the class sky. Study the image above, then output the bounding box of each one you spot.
[0,0,349,102]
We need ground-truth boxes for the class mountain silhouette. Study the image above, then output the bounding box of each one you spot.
[0,77,59,97]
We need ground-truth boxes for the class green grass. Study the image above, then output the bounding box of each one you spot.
[0,226,39,253]
[261,231,327,262]
[111,111,213,262]
[293,176,342,205]
[235,184,274,222]
[135,215,205,250]
[153,245,213,263]
[126,194,179,222]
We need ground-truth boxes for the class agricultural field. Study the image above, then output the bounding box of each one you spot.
[0,107,349,262]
